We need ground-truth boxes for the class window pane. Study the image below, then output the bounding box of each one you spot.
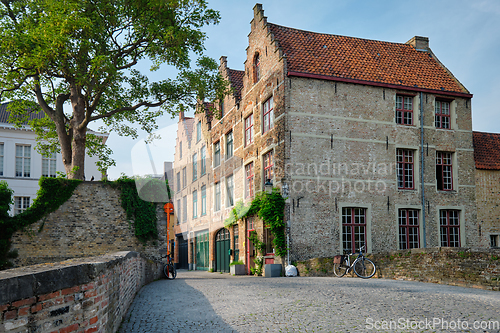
[396,96,403,109]
[201,185,206,215]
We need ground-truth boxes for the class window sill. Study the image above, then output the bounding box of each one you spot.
[436,189,457,194]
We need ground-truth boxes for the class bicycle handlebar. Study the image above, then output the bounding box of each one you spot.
[343,245,366,256]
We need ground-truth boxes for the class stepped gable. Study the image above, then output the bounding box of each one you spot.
[473,131,500,170]
[182,117,195,142]
[267,23,469,95]
[227,69,244,99]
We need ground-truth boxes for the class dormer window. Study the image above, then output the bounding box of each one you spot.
[253,53,260,84]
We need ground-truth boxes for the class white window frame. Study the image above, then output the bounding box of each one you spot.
[16,144,31,178]
[200,146,206,175]
[245,114,254,146]
[226,131,233,159]
[214,141,221,167]
[201,185,207,216]
[14,196,30,215]
[214,182,221,212]
[226,175,234,207]
[192,190,198,219]
[42,152,57,178]
[262,96,274,134]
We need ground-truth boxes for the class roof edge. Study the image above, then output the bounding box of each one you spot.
[287,71,473,98]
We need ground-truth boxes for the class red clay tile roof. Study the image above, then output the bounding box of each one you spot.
[268,24,469,95]
[473,131,500,170]
[227,69,244,99]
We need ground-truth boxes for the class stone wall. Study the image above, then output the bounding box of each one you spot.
[0,251,162,333]
[296,248,500,291]
[475,169,500,248]
[286,76,477,261]
[10,182,166,268]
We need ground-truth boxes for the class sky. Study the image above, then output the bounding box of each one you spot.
[106,0,500,179]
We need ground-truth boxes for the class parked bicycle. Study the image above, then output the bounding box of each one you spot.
[163,254,177,280]
[333,245,376,279]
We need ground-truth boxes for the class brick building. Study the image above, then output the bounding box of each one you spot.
[473,131,500,249]
[173,4,479,272]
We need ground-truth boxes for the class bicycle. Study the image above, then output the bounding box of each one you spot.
[333,245,376,279]
[163,254,177,280]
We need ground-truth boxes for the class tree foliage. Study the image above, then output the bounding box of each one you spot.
[0,0,228,179]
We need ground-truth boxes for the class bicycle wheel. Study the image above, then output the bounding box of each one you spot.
[353,257,376,279]
[164,264,177,279]
[169,264,177,279]
[333,262,348,277]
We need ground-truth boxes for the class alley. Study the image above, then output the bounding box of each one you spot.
[118,270,500,333]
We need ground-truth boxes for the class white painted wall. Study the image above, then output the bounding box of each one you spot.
[0,124,106,215]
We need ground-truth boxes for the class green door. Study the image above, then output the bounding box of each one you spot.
[215,228,230,273]
[195,231,209,270]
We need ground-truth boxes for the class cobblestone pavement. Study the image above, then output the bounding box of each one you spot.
[118,270,500,333]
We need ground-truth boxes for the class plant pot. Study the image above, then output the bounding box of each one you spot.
[230,264,246,275]
[264,264,282,277]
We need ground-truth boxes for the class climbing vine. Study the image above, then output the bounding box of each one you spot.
[226,188,287,258]
[105,176,170,243]
[0,177,81,269]
[0,175,170,270]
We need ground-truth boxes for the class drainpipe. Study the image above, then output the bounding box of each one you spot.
[420,92,426,248]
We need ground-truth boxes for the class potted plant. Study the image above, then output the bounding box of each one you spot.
[230,260,245,275]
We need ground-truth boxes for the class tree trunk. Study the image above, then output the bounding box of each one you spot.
[66,127,86,180]
[63,86,87,180]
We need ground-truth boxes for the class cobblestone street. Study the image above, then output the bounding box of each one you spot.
[118,270,500,333]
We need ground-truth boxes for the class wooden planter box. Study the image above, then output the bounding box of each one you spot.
[230,264,246,275]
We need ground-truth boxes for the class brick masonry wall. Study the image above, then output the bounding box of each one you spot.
[286,77,477,261]
[296,247,500,291]
[10,182,166,268]
[475,169,500,247]
[0,251,162,333]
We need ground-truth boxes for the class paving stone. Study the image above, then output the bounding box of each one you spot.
[118,269,500,332]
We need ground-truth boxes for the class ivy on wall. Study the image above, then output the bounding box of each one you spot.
[106,177,165,243]
[0,176,171,270]
[226,188,287,258]
[0,178,82,269]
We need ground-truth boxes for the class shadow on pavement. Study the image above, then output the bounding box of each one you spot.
[118,270,237,332]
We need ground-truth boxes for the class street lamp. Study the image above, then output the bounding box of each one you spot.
[264,179,273,194]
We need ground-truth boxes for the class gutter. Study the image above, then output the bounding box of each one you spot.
[420,92,426,248]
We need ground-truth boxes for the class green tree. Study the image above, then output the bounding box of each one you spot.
[0,0,227,179]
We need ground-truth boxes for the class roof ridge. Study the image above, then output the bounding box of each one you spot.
[266,22,410,48]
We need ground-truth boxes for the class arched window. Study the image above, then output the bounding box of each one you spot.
[253,53,260,84]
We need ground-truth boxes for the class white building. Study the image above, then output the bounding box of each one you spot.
[0,103,108,215]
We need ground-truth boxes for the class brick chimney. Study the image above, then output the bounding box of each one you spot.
[178,110,184,122]
[406,36,429,51]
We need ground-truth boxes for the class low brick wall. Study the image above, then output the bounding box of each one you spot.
[296,247,500,291]
[0,251,162,333]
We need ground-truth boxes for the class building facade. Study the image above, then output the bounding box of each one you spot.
[173,4,479,272]
[473,131,500,249]
[0,103,107,215]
